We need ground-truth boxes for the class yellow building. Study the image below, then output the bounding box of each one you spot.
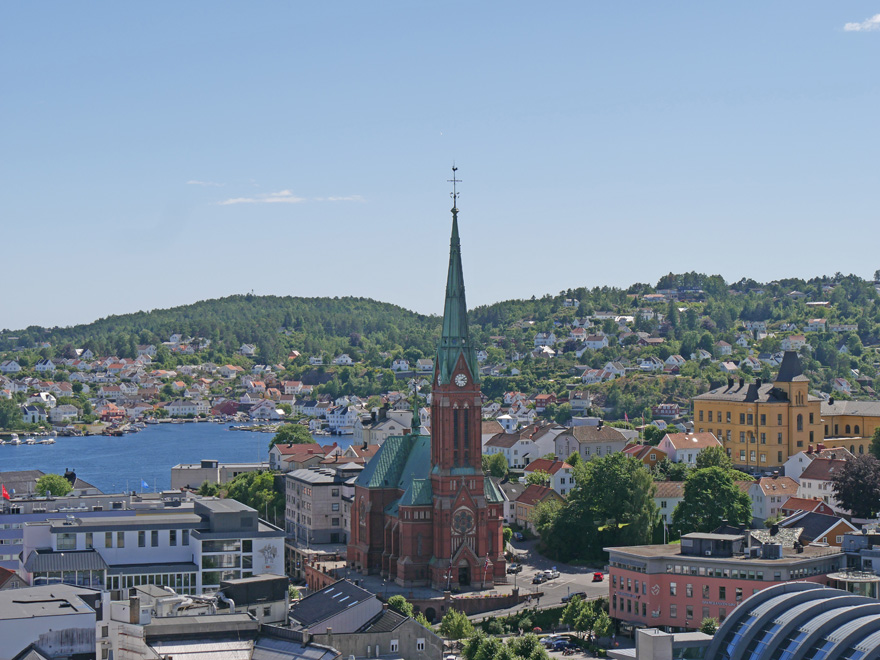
[693,352,823,470]
[819,400,880,456]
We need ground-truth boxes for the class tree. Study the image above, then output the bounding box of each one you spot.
[870,428,880,461]
[268,423,315,449]
[225,471,284,522]
[288,585,300,600]
[592,610,613,640]
[832,454,880,519]
[482,452,509,478]
[36,473,73,497]
[503,526,513,546]
[386,595,414,618]
[415,612,432,628]
[700,617,719,635]
[566,451,581,467]
[671,467,752,534]
[537,452,659,561]
[439,607,474,640]
[525,470,551,486]
[0,398,22,430]
[198,480,221,497]
[653,459,690,482]
[694,445,733,471]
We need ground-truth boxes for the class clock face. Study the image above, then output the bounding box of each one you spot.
[453,509,475,535]
[454,373,468,388]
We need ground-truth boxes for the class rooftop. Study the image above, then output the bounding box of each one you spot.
[0,584,98,620]
[606,541,842,562]
[289,579,375,629]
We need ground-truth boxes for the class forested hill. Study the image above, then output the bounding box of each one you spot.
[3,295,442,364]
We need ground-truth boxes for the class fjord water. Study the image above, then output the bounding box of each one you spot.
[0,424,345,494]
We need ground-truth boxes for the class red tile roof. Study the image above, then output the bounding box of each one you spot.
[524,459,572,475]
[516,484,560,507]
[799,457,849,482]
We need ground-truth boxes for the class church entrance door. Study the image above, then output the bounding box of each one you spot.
[458,565,471,586]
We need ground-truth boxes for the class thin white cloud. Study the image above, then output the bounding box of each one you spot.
[844,13,880,31]
[187,180,223,186]
[219,190,364,205]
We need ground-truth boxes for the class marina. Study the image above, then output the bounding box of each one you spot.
[0,423,340,494]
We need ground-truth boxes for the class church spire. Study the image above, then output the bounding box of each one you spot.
[436,167,479,385]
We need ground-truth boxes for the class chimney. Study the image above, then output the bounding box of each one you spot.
[727,378,734,389]
[807,444,813,454]
[829,396,835,405]
[129,595,141,624]
[738,378,745,389]
[756,378,762,387]
[770,524,779,536]
[598,419,604,430]
[817,443,826,452]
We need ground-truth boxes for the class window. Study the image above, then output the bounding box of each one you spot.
[85,532,93,549]
[736,587,742,601]
[117,532,124,548]
[699,410,704,421]
[703,584,710,598]
[686,583,693,597]
[670,582,677,596]
[740,432,745,443]
[57,533,76,550]
[778,433,783,444]
[390,641,399,653]
[740,450,746,461]
[797,414,803,432]
[151,530,159,547]
[719,608,727,621]
[708,411,713,422]
[332,503,340,512]
[182,530,189,546]
[760,414,766,426]
[778,414,783,425]
[138,531,146,547]
[417,639,426,651]
[760,433,766,444]
[670,604,677,618]
[719,586,726,600]
[331,488,339,497]
[703,606,710,620]
[747,413,753,425]
[686,605,693,620]
[727,412,731,423]
[170,530,177,546]
[750,450,756,461]
[740,413,745,424]
[856,425,861,435]
[846,425,851,435]
[105,532,113,548]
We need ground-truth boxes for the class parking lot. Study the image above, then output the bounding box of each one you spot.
[505,538,608,609]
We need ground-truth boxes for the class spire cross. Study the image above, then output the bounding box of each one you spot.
[448,165,461,207]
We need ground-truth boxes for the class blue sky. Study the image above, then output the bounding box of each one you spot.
[2,3,879,330]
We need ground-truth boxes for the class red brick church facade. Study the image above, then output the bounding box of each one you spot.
[347,196,506,589]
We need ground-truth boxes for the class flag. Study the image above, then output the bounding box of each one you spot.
[2,485,9,500]
[484,555,490,569]
[624,412,629,423]
[141,479,149,490]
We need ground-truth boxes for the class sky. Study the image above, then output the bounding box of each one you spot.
[2,3,880,330]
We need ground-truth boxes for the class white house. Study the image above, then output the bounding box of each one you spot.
[49,404,80,423]
[21,405,47,424]
[522,459,575,496]
[332,354,354,366]
[0,360,21,373]
[391,358,410,372]
[748,476,799,523]
[665,354,686,368]
[719,361,739,373]
[783,446,853,481]
[325,405,361,433]
[781,334,807,351]
[416,358,434,372]
[832,378,852,395]
[654,481,685,524]
[806,319,827,332]
[583,334,609,350]
[34,359,56,373]
[28,391,57,409]
[534,332,557,348]
[656,432,722,466]
[554,424,630,462]
[715,341,732,356]
[797,456,850,513]
[239,344,257,356]
[639,356,664,372]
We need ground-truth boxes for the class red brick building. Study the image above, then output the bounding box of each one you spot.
[347,197,506,589]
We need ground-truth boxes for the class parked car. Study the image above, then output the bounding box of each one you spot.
[544,569,560,580]
[513,531,524,541]
[562,591,587,603]
[541,635,563,648]
[532,574,546,584]
[507,563,523,574]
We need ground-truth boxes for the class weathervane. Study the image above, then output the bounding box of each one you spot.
[448,165,461,211]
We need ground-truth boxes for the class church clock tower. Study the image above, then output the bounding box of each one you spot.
[429,168,505,589]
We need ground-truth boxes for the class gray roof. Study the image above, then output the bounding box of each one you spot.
[0,584,98,620]
[48,513,203,533]
[285,467,345,485]
[288,579,375,628]
[775,350,808,382]
[821,399,880,417]
[253,637,338,660]
[145,613,258,641]
[357,608,407,633]
[24,549,108,573]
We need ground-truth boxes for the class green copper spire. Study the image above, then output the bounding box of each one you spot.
[436,168,479,385]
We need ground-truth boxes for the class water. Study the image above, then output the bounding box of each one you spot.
[0,424,350,493]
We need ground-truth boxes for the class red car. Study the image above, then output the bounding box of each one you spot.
[592,572,604,582]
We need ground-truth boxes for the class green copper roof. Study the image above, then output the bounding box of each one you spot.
[436,208,480,385]
[356,432,432,490]
[484,476,504,504]
[399,478,433,507]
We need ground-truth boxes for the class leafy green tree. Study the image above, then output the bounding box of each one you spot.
[36,473,73,497]
[700,617,719,635]
[439,608,475,640]
[288,585,300,600]
[503,526,513,546]
[642,426,666,445]
[507,634,545,659]
[482,452,509,478]
[0,398,23,430]
[832,454,880,519]
[525,470,551,486]
[694,445,733,471]
[225,471,284,521]
[537,452,659,561]
[870,427,880,461]
[198,480,221,496]
[566,451,581,467]
[671,467,752,534]
[386,595,414,618]
[268,423,315,449]
[653,459,690,481]
[415,612,432,628]
[593,610,613,640]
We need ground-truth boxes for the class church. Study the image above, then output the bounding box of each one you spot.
[347,188,507,589]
